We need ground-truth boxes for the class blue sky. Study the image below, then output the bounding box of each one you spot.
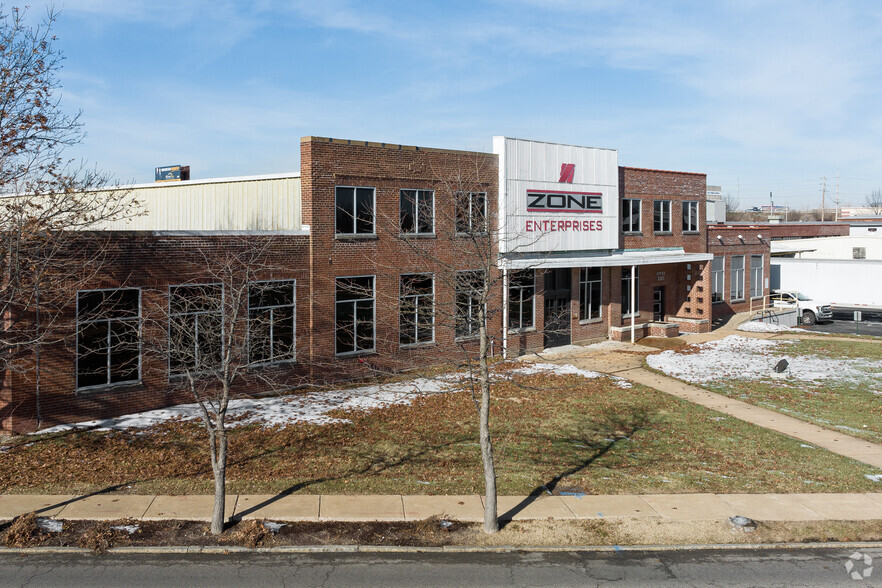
[44,1,882,208]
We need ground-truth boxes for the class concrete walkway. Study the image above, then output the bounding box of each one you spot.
[1,492,882,523]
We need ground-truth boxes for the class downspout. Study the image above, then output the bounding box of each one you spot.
[630,264,636,344]
[501,267,509,359]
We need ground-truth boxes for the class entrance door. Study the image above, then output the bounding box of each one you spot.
[652,286,665,321]
[543,269,571,348]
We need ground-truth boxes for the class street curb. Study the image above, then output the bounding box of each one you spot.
[2,541,882,556]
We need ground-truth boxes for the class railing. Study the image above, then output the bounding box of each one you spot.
[749,294,771,315]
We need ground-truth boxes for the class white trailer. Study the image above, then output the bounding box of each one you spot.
[770,258,882,310]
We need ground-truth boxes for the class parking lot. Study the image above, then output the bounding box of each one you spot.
[802,308,882,337]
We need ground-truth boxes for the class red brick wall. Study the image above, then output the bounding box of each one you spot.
[708,227,771,318]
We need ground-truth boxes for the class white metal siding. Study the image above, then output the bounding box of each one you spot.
[91,176,302,231]
[771,258,882,307]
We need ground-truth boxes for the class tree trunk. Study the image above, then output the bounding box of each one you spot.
[209,417,228,535]
[478,307,499,534]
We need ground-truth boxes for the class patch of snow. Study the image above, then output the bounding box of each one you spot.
[36,518,63,533]
[508,362,632,388]
[738,321,802,333]
[111,524,139,535]
[646,335,882,385]
[800,444,815,449]
[262,522,287,534]
[865,474,882,483]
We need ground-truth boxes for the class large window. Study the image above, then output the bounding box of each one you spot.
[169,284,223,376]
[76,288,141,389]
[621,199,641,233]
[399,274,434,346]
[455,191,487,234]
[335,276,375,354]
[508,270,535,330]
[750,255,763,299]
[711,256,725,303]
[621,267,639,317]
[682,201,699,233]
[579,267,602,321]
[400,189,434,235]
[730,256,745,301]
[335,186,375,235]
[653,200,671,232]
[248,280,296,365]
[455,270,484,339]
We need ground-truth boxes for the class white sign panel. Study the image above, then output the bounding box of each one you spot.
[493,137,619,254]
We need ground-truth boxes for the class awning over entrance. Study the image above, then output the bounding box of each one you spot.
[499,248,713,270]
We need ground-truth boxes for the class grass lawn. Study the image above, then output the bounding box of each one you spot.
[2,366,879,496]
[686,338,882,444]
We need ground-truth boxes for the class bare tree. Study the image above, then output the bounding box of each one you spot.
[141,237,301,535]
[722,193,740,213]
[865,190,882,215]
[0,6,138,424]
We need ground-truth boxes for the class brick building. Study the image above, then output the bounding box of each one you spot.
[0,136,767,433]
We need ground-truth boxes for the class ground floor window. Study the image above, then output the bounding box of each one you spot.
[248,280,296,365]
[621,267,639,317]
[579,267,602,320]
[730,256,745,301]
[399,273,434,345]
[169,284,224,375]
[711,256,725,303]
[335,276,375,354]
[76,288,141,389]
[508,270,535,330]
[750,255,763,299]
[455,270,484,338]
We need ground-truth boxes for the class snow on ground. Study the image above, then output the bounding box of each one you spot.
[36,363,614,434]
[646,335,882,385]
[737,321,803,333]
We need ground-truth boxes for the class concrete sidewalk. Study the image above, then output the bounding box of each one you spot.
[1,492,882,524]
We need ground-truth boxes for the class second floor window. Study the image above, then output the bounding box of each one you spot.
[653,200,671,232]
[400,189,434,234]
[336,186,375,235]
[455,191,487,234]
[682,201,699,232]
[622,199,641,233]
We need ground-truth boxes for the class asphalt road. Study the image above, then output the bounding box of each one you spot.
[1,546,880,587]
[802,308,882,337]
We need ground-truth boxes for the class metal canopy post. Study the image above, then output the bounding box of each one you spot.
[630,264,636,344]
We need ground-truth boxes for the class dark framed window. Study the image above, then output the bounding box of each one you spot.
[730,256,745,301]
[455,270,484,339]
[853,247,867,259]
[76,288,141,389]
[335,276,375,354]
[682,201,699,232]
[711,256,725,303]
[399,274,434,345]
[400,189,434,235]
[248,280,296,365]
[622,199,641,233]
[653,200,671,232]
[621,267,639,317]
[579,267,602,321]
[455,191,487,234]
[335,186,375,235]
[169,284,223,376]
[750,255,763,299]
[508,269,535,330]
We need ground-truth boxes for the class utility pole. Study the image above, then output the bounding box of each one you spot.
[821,177,827,222]
[836,173,840,221]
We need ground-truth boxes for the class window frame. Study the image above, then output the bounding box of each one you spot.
[454,269,485,340]
[653,200,672,233]
[711,256,725,303]
[455,191,488,235]
[247,279,297,366]
[621,267,640,318]
[730,255,745,302]
[399,273,435,347]
[167,283,225,378]
[682,200,699,233]
[335,185,376,237]
[75,287,142,391]
[853,247,867,259]
[335,275,376,356]
[750,255,764,299]
[621,198,641,233]
[579,267,602,322]
[399,189,435,236]
[508,269,536,331]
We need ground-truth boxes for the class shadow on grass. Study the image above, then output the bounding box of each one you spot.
[499,408,653,526]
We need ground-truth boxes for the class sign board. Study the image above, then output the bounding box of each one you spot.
[493,137,619,254]
[155,165,183,182]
